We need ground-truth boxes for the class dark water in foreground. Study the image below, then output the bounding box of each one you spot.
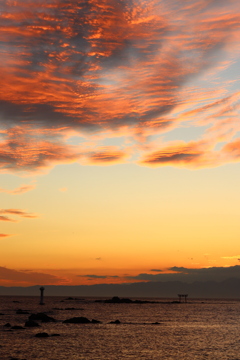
[0,296,240,360]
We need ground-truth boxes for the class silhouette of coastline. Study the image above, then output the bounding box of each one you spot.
[95,296,183,304]
[95,296,157,304]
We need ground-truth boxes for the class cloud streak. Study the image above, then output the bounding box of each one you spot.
[0,266,68,286]
[0,233,12,238]
[0,0,239,172]
[0,184,36,194]
[77,274,119,279]
[0,209,39,221]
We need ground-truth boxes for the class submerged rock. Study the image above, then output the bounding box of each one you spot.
[106,296,132,303]
[91,319,102,324]
[51,333,61,336]
[65,307,84,310]
[3,323,11,327]
[25,320,40,327]
[29,313,56,323]
[109,319,121,324]
[63,316,91,324]
[16,309,30,314]
[65,297,79,301]
[35,332,49,337]
[11,326,25,330]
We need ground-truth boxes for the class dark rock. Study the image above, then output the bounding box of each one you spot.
[152,322,160,325]
[63,316,91,324]
[65,307,76,310]
[35,332,49,337]
[109,319,121,324]
[29,313,56,322]
[51,333,61,336]
[65,297,78,300]
[91,319,102,324]
[106,296,132,303]
[25,320,40,327]
[4,323,11,327]
[11,326,25,330]
[0,312,4,315]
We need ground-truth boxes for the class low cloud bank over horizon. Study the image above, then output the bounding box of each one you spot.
[1,265,240,287]
[127,265,240,283]
[0,266,69,286]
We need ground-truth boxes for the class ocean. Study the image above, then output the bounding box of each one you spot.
[0,296,240,360]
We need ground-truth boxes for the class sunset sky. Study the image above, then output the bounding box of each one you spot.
[0,0,240,287]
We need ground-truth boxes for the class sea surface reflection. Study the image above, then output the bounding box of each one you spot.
[0,296,240,359]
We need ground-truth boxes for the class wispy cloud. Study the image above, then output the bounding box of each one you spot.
[59,187,68,192]
[87,147,130,165]
[0,233,12,238]
[77,274,119,279]
[0,184,36,195]
[77,275,108,279]
[0,209,39,221]
[0,266,69,286]
[0,215,17,222]
[150,269,163,272]
[0,0,239,172]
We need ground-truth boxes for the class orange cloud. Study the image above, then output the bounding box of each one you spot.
[0,266,69,286]
[0,126,80,173]
[0,0,239,172]
[0,184,36,194]
[222,139,240,160]
[87,147,129,165]
[140,140,212,168]
[0,215,17,222]
[0,209,39,221]
[0,234,12,238]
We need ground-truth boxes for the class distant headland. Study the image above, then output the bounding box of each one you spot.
[1,278,240,298]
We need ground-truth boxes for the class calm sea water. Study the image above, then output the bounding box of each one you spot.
[0,296,240,360]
